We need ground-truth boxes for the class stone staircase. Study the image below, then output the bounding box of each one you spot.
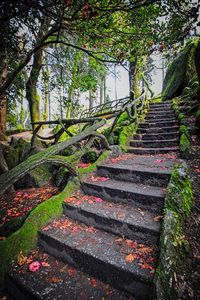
[7,101,179,300]
[127,101,179,154]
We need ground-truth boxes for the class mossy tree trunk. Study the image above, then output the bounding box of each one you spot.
[89,89,96,109]
[129,56,140,100]
[42,54,50,122]
[26,17,50,129]
[194,40,200,85]
[26,49,43,129]
[66,50,80,118]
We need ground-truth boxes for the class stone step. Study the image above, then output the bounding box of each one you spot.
[127,146,179,155]
[63,195,161,244]
[81,179,165,212]
[130,139,179,148]
[38,216,157,298]
[147,110,175,115]
[140,121,178,128]
[138,126,179,134]
[142,117,176,123]
[97,160,172,187]
[148,107,174,113]
[146,114,175,120]
[7,250,133,300]
[134,132,179,141]
[148,102,171,108]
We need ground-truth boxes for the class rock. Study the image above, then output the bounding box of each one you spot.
[81,150,98,163]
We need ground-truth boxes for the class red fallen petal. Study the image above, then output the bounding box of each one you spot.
[29,261,41,272]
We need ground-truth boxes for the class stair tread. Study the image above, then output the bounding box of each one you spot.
[39,216,157,281]
[130,138,179,143]
[82,178,165,199]
[8,250,132,300]
[64,191,161,235]
[99,157,174,175]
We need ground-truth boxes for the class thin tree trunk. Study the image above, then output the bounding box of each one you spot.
[26,48,43,128]
[103,76,106,103]
[100,76,104,105]
[67,50,80,118]
[42,55,49,122]
[129,57,140,100]
[89,90,96,109]
[0,37,8,136]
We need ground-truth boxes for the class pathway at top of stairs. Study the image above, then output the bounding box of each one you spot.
[7,101,180,300]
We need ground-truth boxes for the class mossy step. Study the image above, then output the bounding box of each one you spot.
[130,139,179,148]
[127,146,179,155]
[97,161,172,187]
[140,121,178,128]
[138,126,179,134]
[134,132,179,140]
[63,196,161,244]
[7,250,132,300]
[81,179,165,212]
[143,118,176,124]
[38,216,157,298]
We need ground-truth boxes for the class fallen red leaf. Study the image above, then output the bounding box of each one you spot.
[125,253,138,263]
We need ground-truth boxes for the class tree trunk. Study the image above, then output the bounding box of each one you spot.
[0,38,8,135]
[42,55,49,122]
[129,57,140,100]
[66,50,80,118]
[26,17,50,129]
[103,76,107,103]
[89,90,96,109]
[26,48,43,128]
[100,76,104,105]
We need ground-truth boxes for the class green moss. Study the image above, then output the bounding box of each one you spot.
[156,165,193,299]
[180,133,191,158]
[118,123,136,151]
[0,177,79,286]
[81,151,98,163]
[162,42,193,100]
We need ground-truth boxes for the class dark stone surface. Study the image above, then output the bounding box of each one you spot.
[38,216,157,298]
[7,250,134,300]
[138,126,179,134]
[81,179,165,212]
[97,156,174,187]
[63,198,160,244]
[140,121,178,128]
[129,139,179,148]
[134,132,179,141]
[127,146,179,155]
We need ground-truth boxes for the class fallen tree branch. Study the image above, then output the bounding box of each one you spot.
[0,120,105,195]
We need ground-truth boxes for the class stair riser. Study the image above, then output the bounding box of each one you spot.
[134,133,179,140]
[38,232,153,298]
[130,140,179,148]
[63,204,160,244]
[128,148,179,155]
[140,121,178,128]
[81,183,164,212]
[138,127,179,134]
[97,166,170,187]
[6,276,34,300]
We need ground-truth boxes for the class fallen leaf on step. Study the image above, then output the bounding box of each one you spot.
[154,215,163,222]
[125,253,138,263]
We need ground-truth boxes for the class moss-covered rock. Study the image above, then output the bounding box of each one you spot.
[163,38,200,100]
[81,150,98,163]
[180,133,191,159]
[156,164,193,300]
